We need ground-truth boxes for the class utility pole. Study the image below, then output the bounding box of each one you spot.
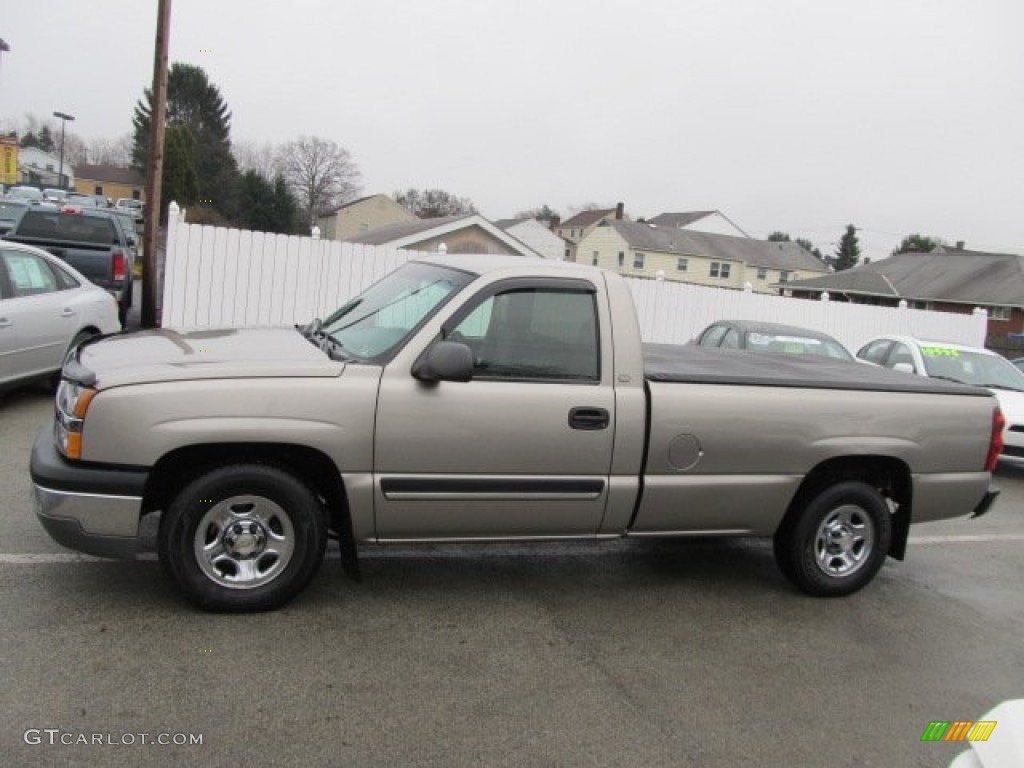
[142,0,172,328]
[53,111,75,188]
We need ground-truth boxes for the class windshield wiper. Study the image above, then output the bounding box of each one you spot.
[297,319,350,361]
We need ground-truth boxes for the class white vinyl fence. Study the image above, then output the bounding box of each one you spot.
[160,203,987,352]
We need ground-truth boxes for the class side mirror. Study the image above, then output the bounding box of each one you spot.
[412,341,474,383]
[126,234,136,247]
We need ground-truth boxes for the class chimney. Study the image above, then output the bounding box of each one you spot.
[550,215,561,232]
[615,202,624,220]
[864,257,871,264]
[637,217,646,224]
[956,240,965,249]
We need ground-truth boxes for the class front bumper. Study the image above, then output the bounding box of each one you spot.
[29,427,148,559]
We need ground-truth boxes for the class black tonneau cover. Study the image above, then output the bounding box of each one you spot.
[643,343,990,396]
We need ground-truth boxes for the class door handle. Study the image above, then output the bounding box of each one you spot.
[61,308,75,317]
[568,407,610,430]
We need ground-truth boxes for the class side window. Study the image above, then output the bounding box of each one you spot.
[2,250,60,297]
[450,287,599,382]
[720,328,741,349]
[887,343,916,371]
[858,340,891,365]
[699,325,728,347]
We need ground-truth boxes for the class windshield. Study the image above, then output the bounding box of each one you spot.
[319,262,473,361]
[746,331,853,361]
[921,346,1024,390]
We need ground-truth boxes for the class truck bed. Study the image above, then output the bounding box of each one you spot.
[642,343,988,396]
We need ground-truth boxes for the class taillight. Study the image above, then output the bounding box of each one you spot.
[112,249,126,282]
[985,406,1005,472]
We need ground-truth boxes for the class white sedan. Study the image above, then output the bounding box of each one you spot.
[856,335,1024,461]
[0,240,121,393]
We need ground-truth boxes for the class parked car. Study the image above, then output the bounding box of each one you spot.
[0,240,120,394]
[42,188,68,205]
[6,186,44,204]
[64,192,99,208]
[31,255,1001,611]
[0,198,30,236]
[3,206,136,324]
[694,319,855,362]
[856,335,1024,460]
[115,198,144,223]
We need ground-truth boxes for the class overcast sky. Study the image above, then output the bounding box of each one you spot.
[3,0,1022,260]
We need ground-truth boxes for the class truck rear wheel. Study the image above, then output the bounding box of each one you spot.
[773,481,891,597]
[158,464,327,612]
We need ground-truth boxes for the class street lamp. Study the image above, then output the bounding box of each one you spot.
[52,110,75,189]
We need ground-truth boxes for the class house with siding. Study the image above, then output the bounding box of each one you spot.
[18,147,73,187]
[73,164,144,201]
[646,210,749,238]
[785,244,1024,350]
[556,203,627,261]
[578,219,829,293]
[494,218,564,260]
[317,194,416,241]
[344,213,542,258]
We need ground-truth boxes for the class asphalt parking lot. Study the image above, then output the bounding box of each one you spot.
[0,384,1021,768]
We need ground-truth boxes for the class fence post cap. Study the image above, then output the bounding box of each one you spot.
[656,269,665,282]
[743,281,753,292]
[168,201,179,216]
[311,226,321,239]
[438,242,448,255]
[821,291,830,302]
[898,299,908,309]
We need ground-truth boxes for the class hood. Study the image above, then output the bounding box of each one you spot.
[77,327,345,389]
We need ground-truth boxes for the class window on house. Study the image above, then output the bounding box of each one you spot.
[132,190,141,200]
[564,248,571,260]
[591,251,599,266]
[710,262,731,279]
[757,268,768,280]
[633,252,645,270]
[94,186,103,195]
[46,164,55,171]
[618,252,625,268]
[779,270,791,284]
[677,258,688,272]
[988,306,1012,321]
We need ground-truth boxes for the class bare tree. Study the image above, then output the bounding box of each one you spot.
[87,134,132,166]
[234,139,281,178]
[394,188,477,218]
[277,136,362,225]
[63,133,88,166]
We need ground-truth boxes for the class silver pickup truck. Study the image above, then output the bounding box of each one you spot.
[30,255,1003,611]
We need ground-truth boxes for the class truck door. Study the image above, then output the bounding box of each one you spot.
[373,277,615,539]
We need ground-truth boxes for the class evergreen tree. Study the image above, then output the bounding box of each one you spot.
[160,125,199,222]
[833,224,861,271]
[36,125,55,153]
[235,171,299,234]
[133,63,238,219]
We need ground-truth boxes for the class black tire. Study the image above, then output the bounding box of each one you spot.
[158,464,327,612]
[773,481,892,597]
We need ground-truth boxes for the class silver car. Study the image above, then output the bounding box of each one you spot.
[0,241,121,393]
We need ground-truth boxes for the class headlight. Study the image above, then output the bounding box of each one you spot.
[55,380,97,460]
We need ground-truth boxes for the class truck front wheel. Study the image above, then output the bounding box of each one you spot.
[773,481,892,597]
[158,464,327,611]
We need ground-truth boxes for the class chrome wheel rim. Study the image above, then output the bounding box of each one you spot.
[814,504,874,578]
[194,495,295,589]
